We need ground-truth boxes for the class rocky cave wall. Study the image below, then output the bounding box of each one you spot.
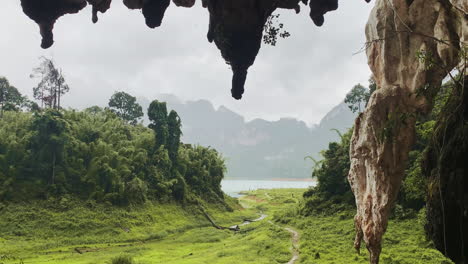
[424,74,468,263]
[348,0,467,263]
[16,0,468,263]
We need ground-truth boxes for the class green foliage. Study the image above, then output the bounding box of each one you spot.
[344,83,368,113]
[307,77,455,217]
[0,188,451,264]
[29,110,68,189]
[108,92,144,125]
[344,77,376,113]
[0,109,226,205]
[110,255,135,264]
[301,128,355,216]
[285,213,451,264]
[167,110,182,163]
[313,129,353,199]
[398,78,455,211]
[147,100,169,150]
[0,77,27,117]
[179,145,226,201]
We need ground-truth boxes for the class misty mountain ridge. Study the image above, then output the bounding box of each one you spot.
[136,94,357,180]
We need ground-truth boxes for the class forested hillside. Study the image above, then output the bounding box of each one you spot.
[0,106,226,205]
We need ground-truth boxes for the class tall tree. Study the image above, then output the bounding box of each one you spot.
[167,110,182,163]
[344,84,368,113]
[108,91,143,125]
[0,77,25,117]
[30,57,70,109]
[148,100,169,150]
[30,110,68,186]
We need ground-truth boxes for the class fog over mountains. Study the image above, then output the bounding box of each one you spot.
[136,94,357,180]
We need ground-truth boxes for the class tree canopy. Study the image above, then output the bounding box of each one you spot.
[108,91,144,125]
[344,84,368,113]
[0,77,26,117]
[148,100,169,149]
[0,106,226,205]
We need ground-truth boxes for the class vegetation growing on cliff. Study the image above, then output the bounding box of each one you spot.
[303,78,455,216]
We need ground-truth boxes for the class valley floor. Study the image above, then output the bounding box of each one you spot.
[0,190,452,264]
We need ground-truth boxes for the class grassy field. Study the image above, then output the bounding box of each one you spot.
[0,195,291,264]
[0,189,452,264]
[243,189,452,264]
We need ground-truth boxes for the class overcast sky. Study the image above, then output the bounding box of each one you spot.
[0,0,373,126]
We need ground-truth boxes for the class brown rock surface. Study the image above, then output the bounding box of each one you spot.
[348,0,466,263]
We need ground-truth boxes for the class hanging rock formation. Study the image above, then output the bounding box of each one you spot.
[122,0,171,28]
[87,0,112,23]
[205,0,296,99]
[348,0,466,263]
[19,0,353,99]
[173,0,195,7]
[20,0,87,49]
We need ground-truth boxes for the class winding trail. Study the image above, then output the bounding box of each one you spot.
[238,193,300,264]
[228,212,300,264]
[268,221,300,264]
[285,227,300,264]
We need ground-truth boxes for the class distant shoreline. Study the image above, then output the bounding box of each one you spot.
[224,178,316,182]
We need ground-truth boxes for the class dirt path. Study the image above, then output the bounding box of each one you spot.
[230,212,300,264]
[285,227,300,264]
[239,193,300,263]
[229,214,267,229]
[268,221,300,264]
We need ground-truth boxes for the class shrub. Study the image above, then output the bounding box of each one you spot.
[110,255,134,264]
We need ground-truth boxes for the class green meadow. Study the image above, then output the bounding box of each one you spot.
[0,189,451,264]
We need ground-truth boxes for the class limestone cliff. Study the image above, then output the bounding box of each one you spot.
[348,0,466,263]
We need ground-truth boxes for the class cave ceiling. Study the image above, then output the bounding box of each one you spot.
[20,0,370,99]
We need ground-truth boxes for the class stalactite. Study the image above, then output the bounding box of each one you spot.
[87,0,112,23]
[20,0,87,49]
[19,0,352,99]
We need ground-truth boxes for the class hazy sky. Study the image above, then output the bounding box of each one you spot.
[0,0,373,125]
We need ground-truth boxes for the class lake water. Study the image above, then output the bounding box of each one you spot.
[221,179,316,197]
